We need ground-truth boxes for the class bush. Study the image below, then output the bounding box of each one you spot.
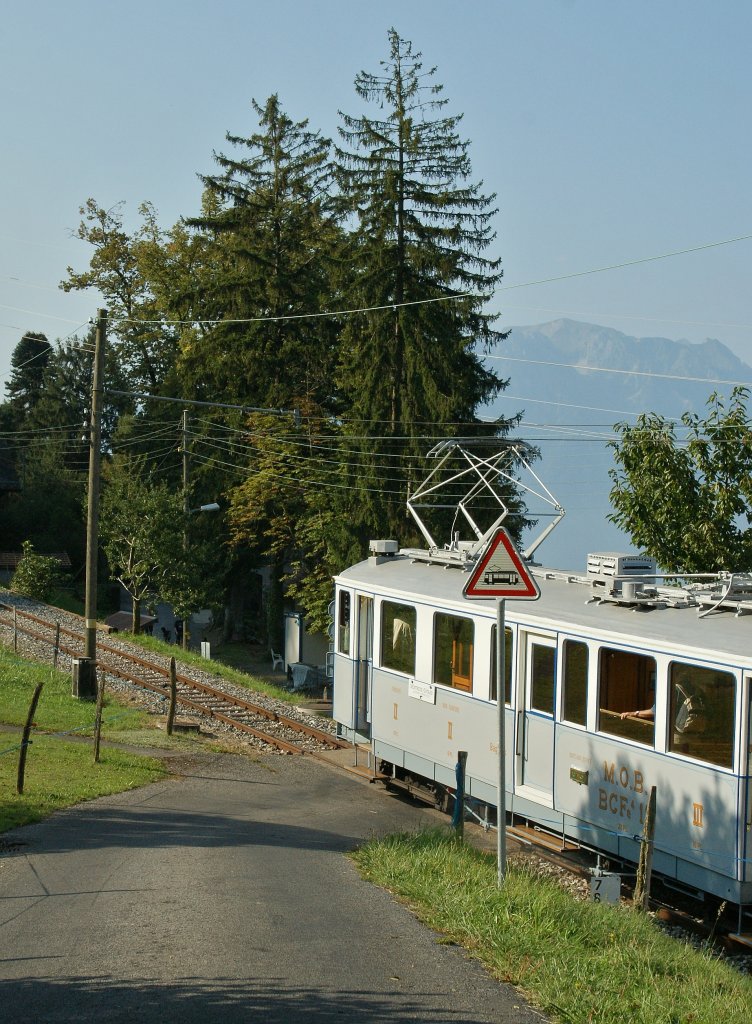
[10,540,63,601]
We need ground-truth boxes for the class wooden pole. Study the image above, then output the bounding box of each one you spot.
[84,308,107,665]
[13,606,17,653]
[17,681,44,794]
[634,785,657,910]
[93,666,104,763]
[53,622,60,670]
[166,656,177,735]
[181,409,190,651]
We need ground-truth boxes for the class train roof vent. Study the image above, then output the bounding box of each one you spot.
[369,539,399,565]
[586,552,657,579]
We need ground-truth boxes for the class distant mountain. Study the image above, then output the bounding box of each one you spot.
[487,319,752,425]
[481,320,752,571]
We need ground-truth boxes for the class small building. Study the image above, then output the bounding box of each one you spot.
[104,610,157,635]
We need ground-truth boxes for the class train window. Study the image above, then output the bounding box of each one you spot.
[531,644,555,714]
[562,640,588,725]
[598,647,656,745]
[490,626,513,703]
[433,613,474,692]
[380,601,416,676]
[668,663,735,769]
[337,591,351,654]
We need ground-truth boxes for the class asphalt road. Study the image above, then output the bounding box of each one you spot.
[0,750,544,1023]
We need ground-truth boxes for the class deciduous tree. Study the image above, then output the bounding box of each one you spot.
[609,387,752,571]
[100,460,187,633]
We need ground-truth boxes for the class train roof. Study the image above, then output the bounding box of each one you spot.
[335,550,752,666]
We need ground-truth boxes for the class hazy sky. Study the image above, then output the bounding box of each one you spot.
[1,1,750,391]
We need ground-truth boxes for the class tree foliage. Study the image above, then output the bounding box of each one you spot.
[332,29,513,546]
[181,95,342,411]
[99,460,187,632]
[61,199,178,394]
[609,387,752,572]
[227,414,346,633]
[5,332,52,421]
[335,30,506,426]
[52,31,520,635]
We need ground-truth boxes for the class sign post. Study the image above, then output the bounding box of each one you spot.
[463,528,540,886]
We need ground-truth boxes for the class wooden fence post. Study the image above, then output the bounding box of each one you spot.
[53,622,60,671]
[634,785,656,910]
[17,681,44,795]
[93,666,104,763]
[166,657,177,735]
[13,606,17,653]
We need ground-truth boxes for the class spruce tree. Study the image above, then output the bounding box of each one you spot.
[181,95,342,412]
[5,332,52,420]
[334,28,513,544]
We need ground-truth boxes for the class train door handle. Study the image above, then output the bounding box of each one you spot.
[516,710,523,756]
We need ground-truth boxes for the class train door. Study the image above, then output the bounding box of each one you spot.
[517,633,556,802]
[354,596,374,733]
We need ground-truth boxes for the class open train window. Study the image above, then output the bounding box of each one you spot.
[380,601,416,676]
[668,662,735,769]
[562,639,588,726]
[433,613,474,692]
[337,590,351,654]
[598,647,656,745]
[490,625,513,704]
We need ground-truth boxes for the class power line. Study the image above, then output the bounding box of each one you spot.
[486,354,752,387]
[111,231,752,328]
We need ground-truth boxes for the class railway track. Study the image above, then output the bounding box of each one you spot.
[0,600,349,756]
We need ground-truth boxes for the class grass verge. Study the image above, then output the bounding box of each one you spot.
[0,647,152,735]
[0,735,164,832]
[0,646,172,833]
[352,829,751,1024]
[123,632,300,704]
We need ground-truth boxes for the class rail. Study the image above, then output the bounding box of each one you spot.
[0,602,348,756]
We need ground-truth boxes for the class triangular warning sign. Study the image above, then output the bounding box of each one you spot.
[463,527,540,600]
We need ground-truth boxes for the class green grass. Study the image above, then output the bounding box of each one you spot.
[0,646,171,833]
[0,735,165,831]
[123,631,300,704]
[352,830,752,1024]
[0,647,151,735]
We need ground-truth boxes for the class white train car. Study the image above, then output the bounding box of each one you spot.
[332,543,752,915]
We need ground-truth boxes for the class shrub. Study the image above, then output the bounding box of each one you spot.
[10,540,63,601]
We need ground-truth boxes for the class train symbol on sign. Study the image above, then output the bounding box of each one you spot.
[483,570,519,586]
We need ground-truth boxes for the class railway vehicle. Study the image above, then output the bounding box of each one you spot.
[331,442,752,931]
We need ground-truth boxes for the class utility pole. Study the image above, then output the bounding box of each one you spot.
[79,309,107,697]
[181,409,189,650]
[182,408,190,521]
